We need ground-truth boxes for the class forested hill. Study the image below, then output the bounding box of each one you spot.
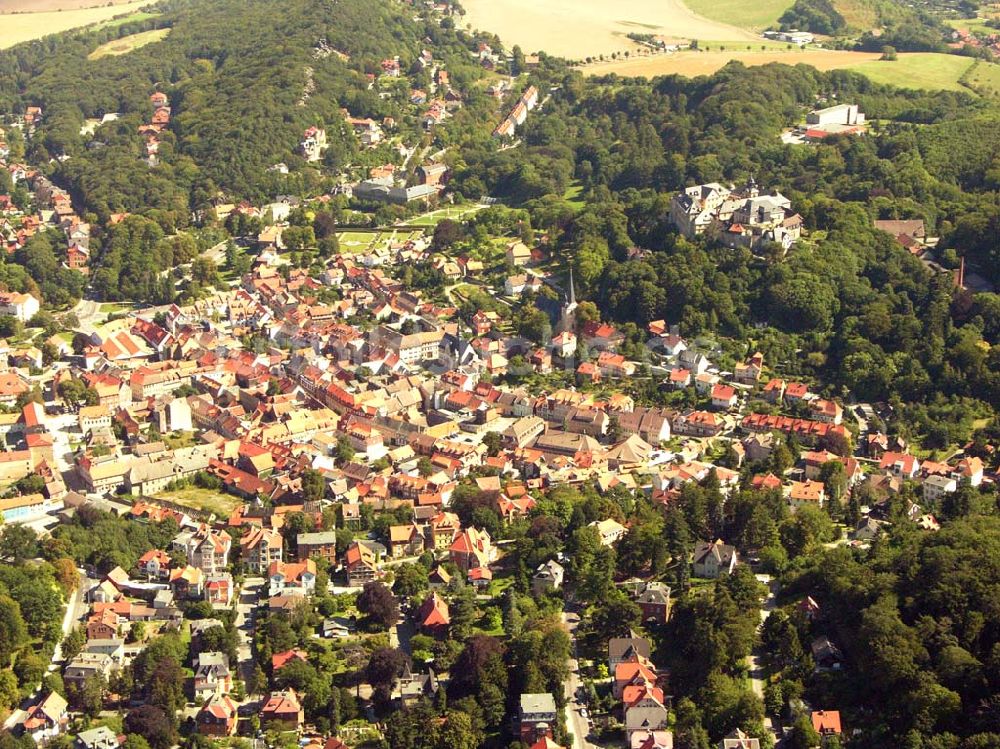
[0,0,503,219]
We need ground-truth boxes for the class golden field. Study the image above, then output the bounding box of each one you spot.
[0,0,151,49]
[460,0,757,59]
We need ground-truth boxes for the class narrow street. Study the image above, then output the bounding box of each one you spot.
[561,610,600,749]
[235,576,264,696]
[747,574,781,743]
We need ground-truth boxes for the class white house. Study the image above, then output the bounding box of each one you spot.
[0,291,40,322]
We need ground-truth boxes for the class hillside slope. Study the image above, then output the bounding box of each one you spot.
[0,0,500,215]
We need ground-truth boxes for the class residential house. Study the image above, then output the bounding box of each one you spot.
[519,693,558,742]
[0,291,40,322]
[389,523,424,558]
[204,574,233,606]
[788,480,826,508]
[193,652,232,701]
[624,686,670,739]
[197,693,238,737]
[449,527,496,573]
[136,549,172,580]
[589,517,627,546]
[811,711,842,741]
[75,726,121,749]
[272,649,309,672]
[298,531,338,564]
[635,582,671,624]
[810,399,843,425]
[532,559,565,595]
[86,609,121,640]
[692,540,738,579]
[506,241,532,266]
[21,691,68,742]
[811,636,844,670]
[345,541,381,586]
[923,474,957,502]
[417,591,450,635]
[719,729,760,749]
[169,565,204,599]
[268,559,316,597]
[64,652,114,689]
[710,383,738,410]
[260,689,304,730]
[609,632,653,673]
[240,525,283,573]
[614,658,658,701]
[879,452,920,480]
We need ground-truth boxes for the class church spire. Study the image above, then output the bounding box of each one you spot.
[559,267,578,335]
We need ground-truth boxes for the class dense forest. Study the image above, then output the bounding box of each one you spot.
[777,0,948,51]
[0,0,508,217]
[450,63,1000,443]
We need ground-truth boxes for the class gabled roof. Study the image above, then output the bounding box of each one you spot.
[272,649,308,671]
[417,592,450,628]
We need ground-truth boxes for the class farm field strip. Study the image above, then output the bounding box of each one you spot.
[582,48,883,77]
[88,27,169,59]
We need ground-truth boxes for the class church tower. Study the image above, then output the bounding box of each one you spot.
[559,268,578,333]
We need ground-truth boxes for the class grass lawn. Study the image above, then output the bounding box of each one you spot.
[403,204,486,227]
[153,486,240,518]
[336,231,378,252]
[88,27,170,60]
[564,181,586,209]
[964,59,1000,98]
[162,431,198,450]
[99,302,132,314]
[849,53,975,92]
[945,16,999,35]
[682,0,795,30]
[91,9,161,30]
[486,573,516,599]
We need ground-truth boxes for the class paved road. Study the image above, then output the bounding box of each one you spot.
[747,575,781,742]
[71,298,102,330]
[561,610,600,749]
[51,570,91,666]
[235,576,264,695]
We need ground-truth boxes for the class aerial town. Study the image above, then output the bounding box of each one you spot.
[0,1,997,749]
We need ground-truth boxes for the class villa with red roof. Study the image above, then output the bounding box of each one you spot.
[417,591,450,635]
[449,527,496,573]
[261,689,303,730]
[197,693,237,736]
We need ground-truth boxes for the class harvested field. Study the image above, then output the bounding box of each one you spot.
[460,0,756,60]
[0,0,135,10]
[582,48,882,77]
[0,0,151,48]
[88,26,169,59]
